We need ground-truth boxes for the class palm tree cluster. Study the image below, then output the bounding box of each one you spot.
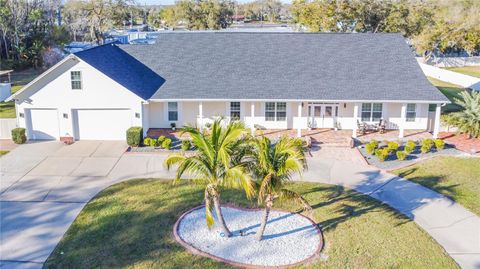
[442,91,480,138]
[165,118,311,241]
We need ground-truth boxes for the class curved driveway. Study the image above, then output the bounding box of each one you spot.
[0,142,479,269]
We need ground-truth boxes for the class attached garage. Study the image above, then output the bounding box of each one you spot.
[72,109,132,140]
[26,109,60,140]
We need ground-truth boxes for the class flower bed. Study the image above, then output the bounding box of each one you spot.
[358,140,465,170]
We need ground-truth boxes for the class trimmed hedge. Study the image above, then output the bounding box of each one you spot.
[126,127,143,147]
[404,140,416,154]
[11,128,26,144]
[396,151,407,161]
[434,139,445,150]
[162,138,172,150]
[375,148,389,162]
[365,140,379,155]
[181,140,191,151]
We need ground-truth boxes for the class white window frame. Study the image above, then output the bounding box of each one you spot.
[406,103,417,122]
[230,102,241,120]
[71,71,82,90]
[265,102,286,122]
[167,102,178,121]
[361,103,383,122]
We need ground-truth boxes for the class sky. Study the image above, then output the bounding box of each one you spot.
[140,0,291,5]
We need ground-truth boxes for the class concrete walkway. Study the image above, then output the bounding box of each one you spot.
[1,142,479,268]
[299,147,480,269]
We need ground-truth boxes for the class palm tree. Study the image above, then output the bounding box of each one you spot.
[250,136,312,241]
[165,118,255,237]
[443,91,480,138]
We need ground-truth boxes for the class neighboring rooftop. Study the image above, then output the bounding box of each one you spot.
[83,33,450,102]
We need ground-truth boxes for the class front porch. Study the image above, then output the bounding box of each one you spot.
[143,100,443,140]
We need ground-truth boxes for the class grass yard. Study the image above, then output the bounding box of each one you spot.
[44,179,458,269]
[427,77,470,113]
[394,157,480,216]
[0,68,42,118]
[444,66,480,78]
[0,150,9,156]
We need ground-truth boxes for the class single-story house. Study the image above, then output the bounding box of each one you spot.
[7,33,449,141]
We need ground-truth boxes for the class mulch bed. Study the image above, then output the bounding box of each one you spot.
[439,132,480,155]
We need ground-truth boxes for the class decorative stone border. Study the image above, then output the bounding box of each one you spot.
[173,204,324,269]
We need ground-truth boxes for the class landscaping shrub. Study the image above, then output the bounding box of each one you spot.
[158,135,166,143]
[11,128,26,144]
[126,127,143,147]
[421,139,434,153]
[404,140,416,154]
[162,138,172,150]
[434,139,445,150]
[143,137,154,147]
[375,148,389,162]
[387,141,399,152]
[396,151,407,161]
[365,140,379,155]
[181,140,191,151]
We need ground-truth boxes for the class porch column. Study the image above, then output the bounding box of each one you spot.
[250,102,255,136]
[399,103,407,138]
[352,103,359,138]
[199,102,203,131]
[433,103,441,139]
[309,103,313,129]
[297,102,302,137]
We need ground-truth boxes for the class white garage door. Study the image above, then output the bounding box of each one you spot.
[74,109,132,140]
[28,109,59,140]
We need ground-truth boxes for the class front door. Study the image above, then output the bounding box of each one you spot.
[309,104,338,129]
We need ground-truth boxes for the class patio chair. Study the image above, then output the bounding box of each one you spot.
[356,120,366,135]
[378,119,387,134]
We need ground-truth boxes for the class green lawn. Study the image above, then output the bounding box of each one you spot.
[0,68,42,118]
[0,150,9,156]
[444,66,480,78]
[44,179,458,269]
[394,157,480,216]
[427,77,470,113]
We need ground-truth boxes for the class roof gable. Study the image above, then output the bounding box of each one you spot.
[74,44,165,100]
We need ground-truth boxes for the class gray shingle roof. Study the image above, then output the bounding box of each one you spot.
[117,32,448,102]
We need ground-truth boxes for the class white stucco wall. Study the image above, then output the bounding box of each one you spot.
[15,57,144,140]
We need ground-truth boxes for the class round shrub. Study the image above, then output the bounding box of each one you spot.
[181,140,191,151]
[434,139,445,150]
[421,139,434,153]
[387,141,399,152]
[404,140,416,154]
[11,128,27,144]
[162,138,172,150]
[396,151,407,161]
[365,141,379,155]
[143,137,154,147]
[375,148,389,162]
[158,135,166,143]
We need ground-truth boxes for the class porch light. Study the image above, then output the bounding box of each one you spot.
[343,103,346,108]
[19,113,24,118]
[135,113,140,118]
[63,113,68,119]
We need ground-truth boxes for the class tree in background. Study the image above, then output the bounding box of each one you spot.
[291,0,480,57]
[442,91,480,139]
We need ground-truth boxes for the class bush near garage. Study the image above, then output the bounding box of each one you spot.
[126,127,143,147]
[11,127,27,144]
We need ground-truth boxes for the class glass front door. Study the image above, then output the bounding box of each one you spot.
[309,104,338,128]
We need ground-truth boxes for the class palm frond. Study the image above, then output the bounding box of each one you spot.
[279,188,312,213]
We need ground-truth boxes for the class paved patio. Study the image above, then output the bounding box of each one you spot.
[1,141,479,269]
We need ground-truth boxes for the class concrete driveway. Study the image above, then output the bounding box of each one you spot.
[0,140,175,269]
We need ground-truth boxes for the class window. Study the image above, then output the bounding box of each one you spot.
[168,102,178,121]
[406,104,416,122]
[361,103,382,122]
[71,71,82,90]
[230,102,240,120]
[265,102,286,121]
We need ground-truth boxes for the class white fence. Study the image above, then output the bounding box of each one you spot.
[0,118,17,139]
[417,59,480,91]
[417,56,480,67]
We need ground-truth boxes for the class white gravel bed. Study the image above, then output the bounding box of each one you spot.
[177,206,321,267]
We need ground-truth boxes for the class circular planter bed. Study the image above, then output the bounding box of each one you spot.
[174,205,323,268]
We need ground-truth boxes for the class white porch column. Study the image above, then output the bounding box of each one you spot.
[199,101,203,131]
[250,102,255,136]
[399,103,407,138]
[352,103,359,138]
[433,103,441,139]
[297,102,302,137]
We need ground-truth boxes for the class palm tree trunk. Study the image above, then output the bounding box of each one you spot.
[256,194,273,241]
[212,194,232,237]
